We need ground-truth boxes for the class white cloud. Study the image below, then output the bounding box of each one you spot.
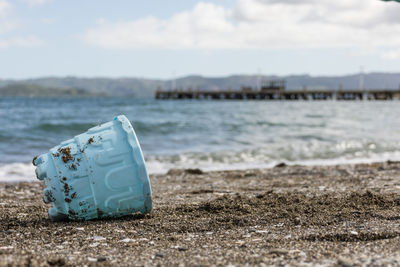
[84,3,235,50]
[0,0,46,48]
[22,0,51,6]
[0,0,10,17]
[382,49,400,60]
[0,35,45,48]
[40,17,54,24]
[0,0,16,34]
[83,0,400,50]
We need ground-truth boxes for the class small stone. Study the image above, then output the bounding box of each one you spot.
[155,252,164,258]
[294,217,301,225]
[93,236,106,241]
[88,257,97,262]
[269,248,289,256]
[248,228,256,233]
[166,169,183,176]
[89,243,99,248]
[47,257,66,266]
[337,257,354,267]
[120,238,136,243]
[185,168,203,175]
[350,231,358,236]
[235,240,245,246]
[178,246,188,251]
[97,257,106,262]
[274,162,287,168]
[298,251,306,257]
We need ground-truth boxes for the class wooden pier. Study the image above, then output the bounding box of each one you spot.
[155,89,400,101]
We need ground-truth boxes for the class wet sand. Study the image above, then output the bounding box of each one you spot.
[2,162,400,266]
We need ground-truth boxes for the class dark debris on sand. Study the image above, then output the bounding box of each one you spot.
[2,162,400,266]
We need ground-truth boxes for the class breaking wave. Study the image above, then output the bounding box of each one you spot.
[2,98,400,181]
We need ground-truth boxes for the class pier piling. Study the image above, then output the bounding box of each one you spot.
[155,89,400,101]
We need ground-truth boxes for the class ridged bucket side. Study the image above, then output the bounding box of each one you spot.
[115,115,152,214]
[34,115,153,221]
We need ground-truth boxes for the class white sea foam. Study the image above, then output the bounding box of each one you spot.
[0,162,37,182]
[148,150,400,174]
[3,151,400,182]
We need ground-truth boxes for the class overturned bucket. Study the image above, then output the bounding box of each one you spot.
[33,115,152,221]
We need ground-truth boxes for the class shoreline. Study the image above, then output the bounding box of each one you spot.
[2,161,400,265]
[3,157,400,182]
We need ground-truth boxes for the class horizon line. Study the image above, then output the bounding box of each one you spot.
[1,71,400,81]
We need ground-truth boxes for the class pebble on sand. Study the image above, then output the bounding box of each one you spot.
[269,249,289,256]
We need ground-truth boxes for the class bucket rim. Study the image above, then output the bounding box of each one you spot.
[114,114,152,212]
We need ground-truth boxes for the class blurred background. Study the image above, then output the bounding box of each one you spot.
[1,0,400,181]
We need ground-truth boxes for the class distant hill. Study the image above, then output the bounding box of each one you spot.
[0,83,106,97]
[1,72,399,97]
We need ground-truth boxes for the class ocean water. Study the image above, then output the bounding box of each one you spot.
[1,97,400,182]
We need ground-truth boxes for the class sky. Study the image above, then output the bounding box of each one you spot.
[1,0,400,79]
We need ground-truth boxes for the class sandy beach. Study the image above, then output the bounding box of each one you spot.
[2,162,400,266]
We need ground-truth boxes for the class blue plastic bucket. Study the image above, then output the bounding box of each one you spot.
[33,115,152,221]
